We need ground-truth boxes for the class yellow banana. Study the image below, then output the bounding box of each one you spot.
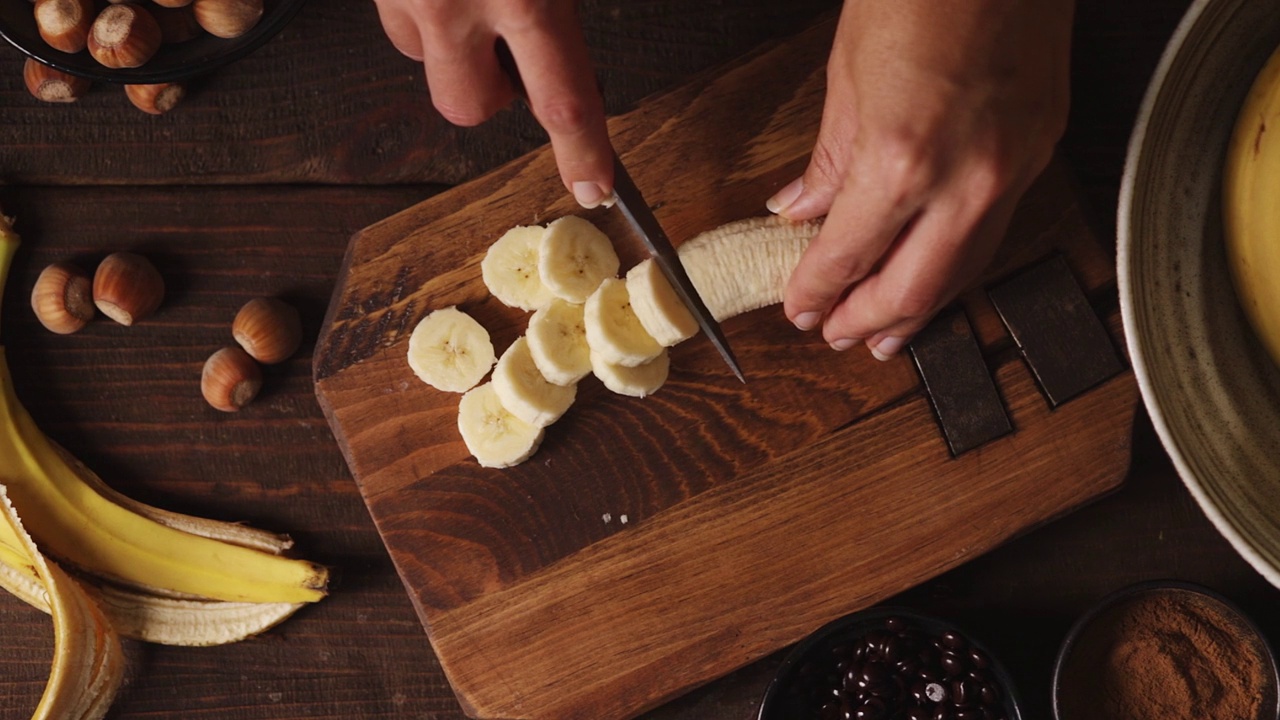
[0,212,327,606]
[1223,43,1280,368]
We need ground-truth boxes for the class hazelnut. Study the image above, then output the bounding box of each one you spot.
[24,58,90,104]
[151,0,193,7]
[125,82,184,114]
[151,5,201,44]
[232,297,302,364]
[31,262,95,334]
[32,0,94,53]
[88,4,161,69]
[92,251,164,326]
[191,0,261,39]
[201,346,262,412]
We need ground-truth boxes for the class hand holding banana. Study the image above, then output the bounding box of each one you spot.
[373,0,1075,360]
[770,0,1074,359]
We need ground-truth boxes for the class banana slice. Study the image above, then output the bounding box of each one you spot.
[678,216,822,321]
[584,277,663,367]
[591,348,669,398]
[492,336,576,428]
[457,382,545,468]
[407,306,495,393]
[626,258,700,347]
[539,215,620,303]
[482,225,555,311]
[526,298,591,386]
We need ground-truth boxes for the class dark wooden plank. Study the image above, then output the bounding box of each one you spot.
[0,0,840,186]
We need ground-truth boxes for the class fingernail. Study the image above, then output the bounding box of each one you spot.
[870,336,906,362]
[830,338,857,351]
[793,311,821,331]
[766,177,804,215]
[573,181,607,209]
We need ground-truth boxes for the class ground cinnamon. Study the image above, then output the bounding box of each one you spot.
[1058,588,1273,720]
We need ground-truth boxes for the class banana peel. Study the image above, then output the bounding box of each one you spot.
[0,486,124,720]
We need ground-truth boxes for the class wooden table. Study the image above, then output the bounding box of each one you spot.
[2,1,1275,718]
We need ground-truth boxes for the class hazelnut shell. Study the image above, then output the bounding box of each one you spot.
[93,251,164,326]
[202,346,263,412]
[88,3,161,69]
[24,58,90,104]
[125,82,185,115]
[33,0,94,54]
[232,297,302,365]
[191,0,261,39]
[31,262,95,334]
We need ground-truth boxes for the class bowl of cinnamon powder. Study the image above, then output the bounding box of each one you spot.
[1052,581,1279,720]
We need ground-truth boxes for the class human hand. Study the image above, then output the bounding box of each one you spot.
[768,0,1074,359]
[373,0,614,207]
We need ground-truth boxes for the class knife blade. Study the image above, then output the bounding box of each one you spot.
[610,154,745,383]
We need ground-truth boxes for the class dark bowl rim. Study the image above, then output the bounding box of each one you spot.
[0,0,307,84]
[1050,578,1280,720]
[756,605,1023,720]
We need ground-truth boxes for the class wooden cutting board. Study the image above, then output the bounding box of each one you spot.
[314,17,1138,720]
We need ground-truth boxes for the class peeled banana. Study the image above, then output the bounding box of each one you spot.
[0,209,329,717]
[1223,43,1280,368]
[678,216,822,322]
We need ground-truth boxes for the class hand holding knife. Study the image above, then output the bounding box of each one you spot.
[496,40,746,382]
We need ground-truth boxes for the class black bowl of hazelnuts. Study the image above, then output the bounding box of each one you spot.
[757,607,1022,720]
[0,0,304,85]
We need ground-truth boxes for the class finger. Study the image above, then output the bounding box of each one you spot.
[822,191,1017,358]
[372,0,424,61]
[781,169,922,332]
[420,31,517,127]
[505,22,613,208]
[766,14,858,221]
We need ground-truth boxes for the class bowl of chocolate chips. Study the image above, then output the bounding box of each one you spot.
[757,607,1021,720]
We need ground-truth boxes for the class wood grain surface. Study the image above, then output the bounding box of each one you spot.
[314,17,1136,720]
[5,0,1278,719]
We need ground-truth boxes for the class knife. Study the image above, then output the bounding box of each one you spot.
[609,156,745,383]
[493,40,744,381]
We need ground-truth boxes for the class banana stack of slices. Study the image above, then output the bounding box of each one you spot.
[407,214,821,468]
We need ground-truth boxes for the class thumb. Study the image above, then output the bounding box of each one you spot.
[765,77,858,221]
